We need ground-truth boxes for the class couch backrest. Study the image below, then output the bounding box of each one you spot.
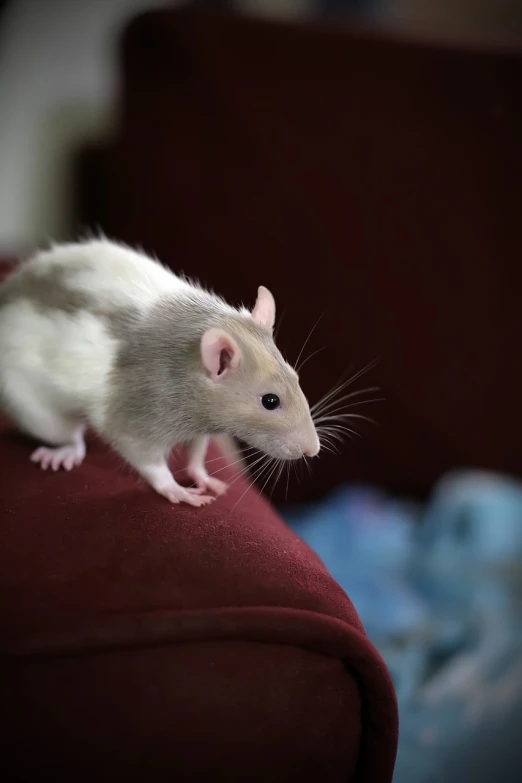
[105,7,522,502]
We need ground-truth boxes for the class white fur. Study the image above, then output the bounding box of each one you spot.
[0,300,117,432]
[32,239,191,309]
[0,239,192,436]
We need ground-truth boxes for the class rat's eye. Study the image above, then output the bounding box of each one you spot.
[261,393,280,411]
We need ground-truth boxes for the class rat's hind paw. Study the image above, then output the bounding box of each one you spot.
[31,442,86,472]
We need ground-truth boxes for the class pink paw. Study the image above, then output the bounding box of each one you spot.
[157,484,215,507]
[200,476,228,496]
[188,470,229,497]
[31,443,85,472]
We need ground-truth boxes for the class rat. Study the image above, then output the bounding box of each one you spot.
[0,238,320,506]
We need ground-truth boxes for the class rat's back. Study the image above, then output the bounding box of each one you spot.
[13,238,185,309]
[0,238,185,422]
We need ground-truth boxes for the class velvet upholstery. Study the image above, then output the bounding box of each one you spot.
[0,410,397,781]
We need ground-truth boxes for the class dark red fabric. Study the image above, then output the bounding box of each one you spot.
[106,7,522,504]
[0,399,397,781]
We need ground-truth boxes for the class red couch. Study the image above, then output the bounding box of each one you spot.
[1,416,396,781]
[0,10,399,773]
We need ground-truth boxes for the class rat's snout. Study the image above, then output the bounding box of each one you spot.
[303,435,320,458]
[279,430,320,460]
[300,425,321,458]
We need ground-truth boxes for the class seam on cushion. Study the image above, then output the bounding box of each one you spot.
[4,604,378,660]
[2,605,396,718]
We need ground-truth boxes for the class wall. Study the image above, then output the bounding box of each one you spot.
[1,0,518,249]
[0,0,170,249]
[0,0,322,249]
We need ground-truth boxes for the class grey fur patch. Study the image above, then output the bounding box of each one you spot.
[0,255,140,339]
[0,257,94,314]
[101,285,291,461]
[103,291,260,452]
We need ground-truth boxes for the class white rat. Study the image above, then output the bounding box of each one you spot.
[0,239,320,506]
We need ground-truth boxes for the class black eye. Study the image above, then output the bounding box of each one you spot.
[261,393,280,411]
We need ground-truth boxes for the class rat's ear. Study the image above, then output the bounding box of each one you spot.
[252,286,276,331]
[201,328,241,382]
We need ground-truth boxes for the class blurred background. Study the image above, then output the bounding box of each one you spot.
[1,1,522,781]
[1,0,521,249]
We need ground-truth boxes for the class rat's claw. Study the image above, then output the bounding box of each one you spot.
[185,493,215,507]
[31,443,85,472]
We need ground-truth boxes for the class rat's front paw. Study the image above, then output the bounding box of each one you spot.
[157,483,215,507]
[201,476,229,496]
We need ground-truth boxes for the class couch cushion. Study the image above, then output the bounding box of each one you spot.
[0,407,397,781]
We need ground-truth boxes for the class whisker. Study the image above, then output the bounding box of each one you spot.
[322,447,338,457]
[317,430,339,447]
[205,450,259,476]
[311,388,382,417]
[319,424,360,440]
[296,345,325,374]
[319,430,345,444]
[233,452,274,494]
[318,439,340,456]
[277,458,286,487]
[285,461,291,501]
[207,449,262,478]
[274,309,287,342]
[294,315,323,372]
[237,456,277,503]
[315,364,376,401]
[318,429,337,441]
[250,456,275,485]
[218,452,267,488]
[311,375,377,414]
[311,358,380,413]
[318,422,356,435]
[313,403,383,424]
[258,458,281,500]
[314,413,376,426]
[230,459,273,513]
[317,428,346,451]
[204,445,257,466]
[269,459,286,501]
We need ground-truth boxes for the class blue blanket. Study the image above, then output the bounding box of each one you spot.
[283,471,522,781]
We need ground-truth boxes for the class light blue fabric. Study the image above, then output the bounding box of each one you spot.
[283,470,522,780]
[284,485,426,647]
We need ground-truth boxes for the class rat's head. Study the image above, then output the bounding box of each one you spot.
[199,286,320,460]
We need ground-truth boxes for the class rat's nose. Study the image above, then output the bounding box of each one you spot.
[303,437,320,458]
